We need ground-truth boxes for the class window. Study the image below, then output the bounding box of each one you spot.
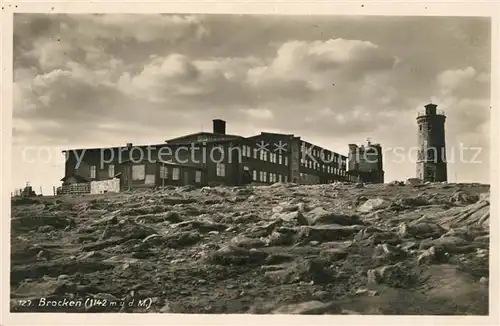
[253,148,258,159]
[253,170,257,181]
[108,164,115,178]
[247,146,251,157]
[285,175,288,182]
[132,164,145,180]
[278,155,283,164]
[195,171,202,183]
[426,149,435,161]
[242,145,247,157]
[284,156,288,166]
[308,161,312,168]
[244,166,249,171]
[216,163,226,177]
[90,165,97,179]
[278,174,282,182]
[145,174,155,185]
[172,167,180,180]
[160,165,168,179]
[260,171,267,182]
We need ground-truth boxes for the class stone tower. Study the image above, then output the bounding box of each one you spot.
[416,103,447,182]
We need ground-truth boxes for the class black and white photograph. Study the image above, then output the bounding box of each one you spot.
[2,2,498,323]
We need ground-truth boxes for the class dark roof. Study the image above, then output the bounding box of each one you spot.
[165,132,247,144]
[249,132,295,138]
[60,174,89,182]
[61,143,168,153]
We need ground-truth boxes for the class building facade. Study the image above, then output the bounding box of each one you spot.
[416,103,447,182]
[61,119,351,191]
[347,140,385,183]
[247,133,349,184]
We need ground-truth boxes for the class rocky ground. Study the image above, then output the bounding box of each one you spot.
[10,181,490,315]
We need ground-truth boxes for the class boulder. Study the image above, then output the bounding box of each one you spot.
[229,236,266,249]
[264,259,332,285]
[306,207,362,226]
[357,198,389,213]
[272,211,309,226]
[372,244,407,263]
[406,178,423,186]
[366,263,419,288]
[208,245,268,266]
[450,191,480,205]
[397,222,446,240]
[419,236,472,253]
[319,248,349,262]
[298,225,364,243]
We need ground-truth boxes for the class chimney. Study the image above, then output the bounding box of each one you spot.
[425,103,437,116]
[213,119,226,134]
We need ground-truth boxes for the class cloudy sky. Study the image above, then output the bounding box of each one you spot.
[12,14,491,193]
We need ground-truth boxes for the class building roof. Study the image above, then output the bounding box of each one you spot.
[61,143,169,153]
[60,174,89,183]
[165,132,246,144]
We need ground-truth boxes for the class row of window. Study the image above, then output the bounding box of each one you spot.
[252,170,288,183]
[89,162,349,184]
[300,143,344,163]
[300,160,347,176]
[242,145,289,166]
[89,164,114,179]
[160,165,203,183]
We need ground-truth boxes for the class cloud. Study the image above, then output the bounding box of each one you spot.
[432,66,490,139]
[249,39,397,86]
[437,66,490,98]
[76,14,209,43]
[242,108,274,120]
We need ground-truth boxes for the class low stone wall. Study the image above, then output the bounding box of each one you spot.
[90,178,120,194]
